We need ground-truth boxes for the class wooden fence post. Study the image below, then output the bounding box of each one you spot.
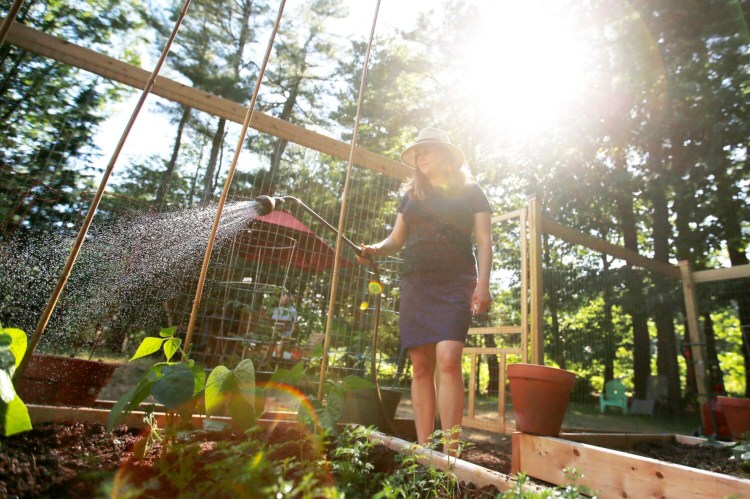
[527,196,544,365]
[679,260,711,433]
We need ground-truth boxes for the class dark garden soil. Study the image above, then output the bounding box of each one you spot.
[627,439,750,480]
[0,421,505,498]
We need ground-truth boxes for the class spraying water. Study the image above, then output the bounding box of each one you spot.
[0,200,265,354]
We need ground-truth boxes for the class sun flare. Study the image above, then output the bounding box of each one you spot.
[458,2,591,137]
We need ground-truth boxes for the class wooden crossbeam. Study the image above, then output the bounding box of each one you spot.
[468,325,523,335]
[693,263,750,283]
[3,19,411,181]
[541,215,682,278]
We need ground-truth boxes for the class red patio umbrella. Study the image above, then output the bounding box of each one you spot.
[236,209,353,273]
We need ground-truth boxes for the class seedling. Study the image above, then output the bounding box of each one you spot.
[730,432,750,468]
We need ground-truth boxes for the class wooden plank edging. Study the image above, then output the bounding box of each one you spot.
[513,432,750,499]
[367,429,549,494]
[27,404,297,430]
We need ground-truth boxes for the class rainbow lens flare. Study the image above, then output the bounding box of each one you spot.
[368,280,382,295]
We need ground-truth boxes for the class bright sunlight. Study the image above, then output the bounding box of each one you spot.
[459,2,591,137]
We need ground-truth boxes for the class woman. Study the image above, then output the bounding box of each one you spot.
[359,127,493,454]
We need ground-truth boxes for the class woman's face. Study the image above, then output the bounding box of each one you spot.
[415,144,452,179]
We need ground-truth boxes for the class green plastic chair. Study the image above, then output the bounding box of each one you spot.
[599,380,628,415]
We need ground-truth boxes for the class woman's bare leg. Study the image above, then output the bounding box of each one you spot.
[409,343,437,445]
[436,340,465,456]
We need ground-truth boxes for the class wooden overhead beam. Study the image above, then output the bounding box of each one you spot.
[3,19,411,181]
[541,215,682,279]
[693,263,750,283]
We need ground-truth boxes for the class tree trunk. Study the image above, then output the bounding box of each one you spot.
[702,312,725,396]
[616,187,650,399]
[650,180,682,411]
[156,105,191,208]
[602,254,615,383]
[269,78,302,179]
[202,118,226,203]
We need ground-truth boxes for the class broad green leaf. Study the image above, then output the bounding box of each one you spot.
[107,365,163,430]
[2,396,32,436]
[227,384,257,430]
[3,329,27,366]
[234,359,256,389]
[129,337,164,361]
[190,361,205,395]
[342,375,375,392]
[0,370,16,403]
[0,334,11,348]
[132,435,149,460]
[205,366,230,417]
[227,360,258,429]
[325,389,345,426]
[163,338,181,362]
[108,380,147,431]
[151,363,195,410]
[270,368,293,385]
[290,361,306,378]
[159,326,177,338]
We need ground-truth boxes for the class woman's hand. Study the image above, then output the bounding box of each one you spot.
[356,244,377,265]
[472,282,492,315]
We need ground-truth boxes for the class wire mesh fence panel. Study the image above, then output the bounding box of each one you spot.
[541,233,689,411]
[694,275,750,398]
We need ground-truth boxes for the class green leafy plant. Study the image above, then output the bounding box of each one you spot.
[499,468,598,498]
[373,428,468,498]
[270,360,375,435]
[0,322,32,436]
[204,358,263,430]
[107,326,205,432]
[730,432,750,469]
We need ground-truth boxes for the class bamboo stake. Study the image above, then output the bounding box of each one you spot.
[318,0,381,400]
[14,0,194,381]
[182,0,287,354]
[0,0,24,46]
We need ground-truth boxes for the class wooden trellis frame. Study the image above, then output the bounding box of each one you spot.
[462,204,530,433]
[0,18,410,181]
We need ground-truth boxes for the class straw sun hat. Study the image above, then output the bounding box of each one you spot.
[400,127,466,169]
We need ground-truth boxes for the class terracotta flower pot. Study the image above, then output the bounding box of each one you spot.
[716,396,750,441]
[508,363,576,436]
[15,354,120,407]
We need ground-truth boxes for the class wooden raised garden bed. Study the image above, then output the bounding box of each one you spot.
[4,403,549,497]
[512,432,750,498]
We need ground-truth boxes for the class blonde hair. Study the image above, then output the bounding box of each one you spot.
[404,155,474,200]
